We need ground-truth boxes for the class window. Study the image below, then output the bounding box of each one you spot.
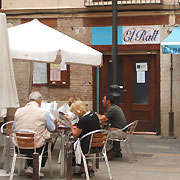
[33,62,70,87]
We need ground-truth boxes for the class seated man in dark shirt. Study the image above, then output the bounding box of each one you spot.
[98,94,127,160]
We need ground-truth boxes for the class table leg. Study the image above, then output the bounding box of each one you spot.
[57,129,72,178]
[66,141,72,180]
[60,135,65,177]
[48,142,53,177]
[6,136,10,173]
[0,137,6,169]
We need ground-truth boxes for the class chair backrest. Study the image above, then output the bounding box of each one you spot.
[80,129,109,155]
[0,121,14,136]
[11,129,37,152]
[121,120,138,141]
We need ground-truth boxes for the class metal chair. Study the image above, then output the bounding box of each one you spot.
[9,129,45,180]
[109,120,138,163]
[0,121,14,173]
[79,129,112,180]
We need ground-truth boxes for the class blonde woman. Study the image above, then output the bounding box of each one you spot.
[64,100,100,175]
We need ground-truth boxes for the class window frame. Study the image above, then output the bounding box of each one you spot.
[32,63,70,88]
[47,63,70,87]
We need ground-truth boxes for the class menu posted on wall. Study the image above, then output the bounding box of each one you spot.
[50,64,61,81]
[33,62,47,84]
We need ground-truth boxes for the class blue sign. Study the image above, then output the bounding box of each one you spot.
[91,26,123,45]
[162,45,180,54]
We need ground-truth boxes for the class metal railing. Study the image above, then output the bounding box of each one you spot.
[85,0,163,6]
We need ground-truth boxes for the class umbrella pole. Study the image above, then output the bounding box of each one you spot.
[29,62,33,95]
[169,54,174,136]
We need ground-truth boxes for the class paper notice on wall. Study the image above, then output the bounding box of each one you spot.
[33,62,47,84]
[136,63,148,71]
[50,64,61,81]
[60,61,67,71]
[137,71,145,83]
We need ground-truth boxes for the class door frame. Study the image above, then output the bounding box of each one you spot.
[92,44,160,134]
[121,55,156,131]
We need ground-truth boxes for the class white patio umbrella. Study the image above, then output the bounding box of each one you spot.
[0,13,19,112]
[8,19,102,66]
[8,19,102,93]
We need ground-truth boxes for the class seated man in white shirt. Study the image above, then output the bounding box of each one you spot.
[13,91,56,177]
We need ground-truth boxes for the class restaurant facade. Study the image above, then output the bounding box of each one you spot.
[2,0,180,136]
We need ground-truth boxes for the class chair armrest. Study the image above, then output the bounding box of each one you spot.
[1,121,14,135]
[109,127,118,130]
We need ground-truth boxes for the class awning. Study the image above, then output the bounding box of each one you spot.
[161,27,180,54]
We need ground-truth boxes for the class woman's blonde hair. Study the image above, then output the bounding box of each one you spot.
[68,96,80,106]
[70,100,87,118]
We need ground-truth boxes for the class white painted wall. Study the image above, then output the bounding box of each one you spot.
[163,0,179,5]
[2,0,85,10]
[3,0,180,10]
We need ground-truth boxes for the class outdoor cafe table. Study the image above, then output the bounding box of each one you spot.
[0,125,73,179]
[55,125,73,179]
